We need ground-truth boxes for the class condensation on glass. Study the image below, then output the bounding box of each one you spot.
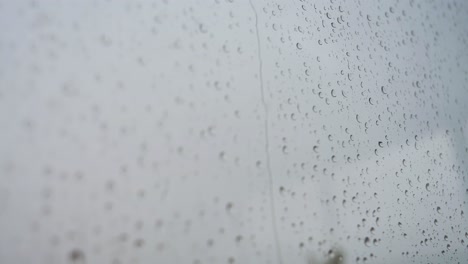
[0,0,467,263]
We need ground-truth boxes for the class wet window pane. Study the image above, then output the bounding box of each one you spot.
[0,0,467,263]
